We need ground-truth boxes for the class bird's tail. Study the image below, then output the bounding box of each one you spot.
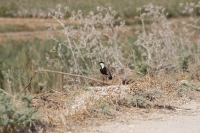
[108,75,112,80]
[107,71,113,80]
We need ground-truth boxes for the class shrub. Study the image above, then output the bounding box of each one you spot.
[126,93,151,108]
[180,1,200,64]
[0,92,41,133]
[47,5,126,77]
[98,101,111,115]
[136,61,149,75]
[126,88,163,108]
[181,57,189,72]
[133,3,200,75]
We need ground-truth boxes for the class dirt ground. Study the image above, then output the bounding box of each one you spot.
[0,18,60,42]
[46,99,200,133]
[79,100,200,133]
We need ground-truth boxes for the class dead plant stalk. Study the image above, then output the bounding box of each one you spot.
[19,69,115,94]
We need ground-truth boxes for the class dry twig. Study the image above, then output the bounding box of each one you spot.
[19,69,115,95]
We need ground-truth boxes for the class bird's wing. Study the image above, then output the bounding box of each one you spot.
[106,67,113,77]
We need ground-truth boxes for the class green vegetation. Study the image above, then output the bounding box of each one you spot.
[125,88,163,108]
[0,92,41,132]
[136,62,149,76]
[0,0,199,18]
[0,38,62,93]
[98,101,112,115]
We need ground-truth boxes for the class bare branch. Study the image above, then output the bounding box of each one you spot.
[18,69,115,95]
[0,88,15,98]
[19,72,37,94]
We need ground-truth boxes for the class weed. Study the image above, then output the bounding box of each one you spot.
[177,87,187,97]
[0,92,41,132]
[134,95,151,108]
[98,101,111,115]
[144,88,163,101]
[181,57,189,72]
[125,88,163,108]
[136,62,149,76]
[126,93,151,108]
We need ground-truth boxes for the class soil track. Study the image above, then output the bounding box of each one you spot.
[80,100,200,133]
[0,17,185,42]
[0,18,59,42]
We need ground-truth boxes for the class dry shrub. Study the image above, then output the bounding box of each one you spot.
[134,4,181,73]
[47,6,126,75]
[133,2,200,75]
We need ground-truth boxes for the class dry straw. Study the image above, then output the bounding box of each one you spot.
[31,74,184,126]
[32,85,131,125]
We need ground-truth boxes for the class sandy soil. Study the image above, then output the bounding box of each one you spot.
[80,100,200,133]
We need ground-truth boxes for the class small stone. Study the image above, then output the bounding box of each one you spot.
[195,88,200,91]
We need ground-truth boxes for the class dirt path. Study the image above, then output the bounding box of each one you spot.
[0,17,184,42]
[81,100,200,133]
[0,18,59,41]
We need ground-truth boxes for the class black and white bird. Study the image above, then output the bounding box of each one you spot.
[99,62,112,80]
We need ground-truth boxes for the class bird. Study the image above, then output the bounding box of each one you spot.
[99,62,112,80]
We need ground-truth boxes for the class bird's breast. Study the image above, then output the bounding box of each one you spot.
[100,67,107,75]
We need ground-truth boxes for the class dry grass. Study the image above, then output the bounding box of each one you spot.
[31,71,200,132]
[32,84,130,125]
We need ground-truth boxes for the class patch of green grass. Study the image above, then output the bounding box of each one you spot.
[0,38,61,93]
[0,24,46,33]
[0,2,18,17]
[0,0,199,18]
[0,37,92,94]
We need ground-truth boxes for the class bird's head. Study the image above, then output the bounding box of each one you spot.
[99,62,105,69]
